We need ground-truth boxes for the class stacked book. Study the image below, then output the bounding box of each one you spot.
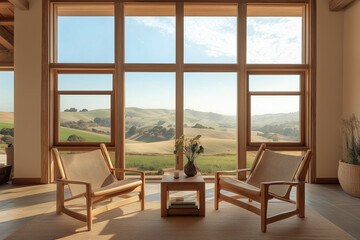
[168,197,198,209]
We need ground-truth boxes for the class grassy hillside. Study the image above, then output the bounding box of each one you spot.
[60,109,111,123]
[251,112,299,127]
[0,122,14,131]
[60,127,110,142]
[0,111,14,123]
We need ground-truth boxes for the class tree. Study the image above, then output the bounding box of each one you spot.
[79,109,88,112]
[0,128,14,137]
[1,135,14,145]
[94,117,111,127]
[126,126,137,137]
[67,134,86,142]
[157,120,166,126]
[64,107,78,112]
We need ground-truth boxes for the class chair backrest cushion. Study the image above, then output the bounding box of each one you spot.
[246,150,303,197]
[60,150,116,196]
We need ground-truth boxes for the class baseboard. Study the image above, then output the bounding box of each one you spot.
[315,178,339,184]
[12,178,43,185]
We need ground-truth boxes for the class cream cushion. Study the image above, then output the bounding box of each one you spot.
[220,176,261,199]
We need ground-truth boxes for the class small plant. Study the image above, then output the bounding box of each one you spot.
[342,114,360,165]
[174,135,204,163]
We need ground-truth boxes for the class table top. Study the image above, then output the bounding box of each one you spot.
[161,174,204,183]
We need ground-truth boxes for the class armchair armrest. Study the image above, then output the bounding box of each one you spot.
[111,168,145,182]
[260,180,304,187]
[111,168,145,175]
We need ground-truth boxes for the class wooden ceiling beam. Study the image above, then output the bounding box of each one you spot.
[0,49,13,65]
[8,0,28,10]
[0,26,14,50]
[0,0,12,8]
[0,17,14,25]
[329,0,355,11]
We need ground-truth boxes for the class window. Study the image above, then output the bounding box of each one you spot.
[125,72,176,175]
[0,71,14,157]
[55,72,114,145]
[247,5,305,64]
[184,73,237,174]
[50,1,312,180]
[125,3,175,63]
[248,73,304,145]
[184,4,237,63]
[56,3,114,63]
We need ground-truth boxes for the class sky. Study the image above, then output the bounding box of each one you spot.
[0,14,302,116]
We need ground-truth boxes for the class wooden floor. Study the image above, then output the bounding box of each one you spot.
[0,182,360,239]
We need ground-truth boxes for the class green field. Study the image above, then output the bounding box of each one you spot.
[123,154,254,175]
[0,122,14,131]
[59,127,110,142]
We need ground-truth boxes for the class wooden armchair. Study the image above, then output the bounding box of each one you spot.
[52,143,145,231]
[215,143,312,232]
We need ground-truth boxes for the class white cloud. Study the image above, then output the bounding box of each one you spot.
[132,16,302,63]
[247,17,302,64]
[133,17,175,36]
[184,17,237,58]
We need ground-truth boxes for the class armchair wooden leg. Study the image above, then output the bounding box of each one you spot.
[141,180,145,211]
[214,174,219,210]
[86,185,93,231]
[56,182,64,215]
[296,184,305,218]
[260,185,269,233]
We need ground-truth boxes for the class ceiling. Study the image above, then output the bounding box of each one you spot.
[0,0,14,51]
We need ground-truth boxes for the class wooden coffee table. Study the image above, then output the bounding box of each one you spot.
[161,174,205,217]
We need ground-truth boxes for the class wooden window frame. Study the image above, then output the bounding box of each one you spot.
[54,69,115,146]
[246,71,306,150]
[47,0,315,182]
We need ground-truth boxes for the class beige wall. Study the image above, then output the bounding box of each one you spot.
[316,0,344,178]
[14,0,42,178]
[343,0,360,116]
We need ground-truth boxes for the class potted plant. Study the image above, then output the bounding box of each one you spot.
[174,135,204,177]
[339,114,360,197]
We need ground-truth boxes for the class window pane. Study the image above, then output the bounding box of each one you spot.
[59,95,111,142]
[249,75,300,92]
[184,4,237,63]
[247,6,303,64]
[251,96,300,142]
[125,3,175,63]
[57,4,114,63]
[0,71,14,159]
[125,72,175,175]
[184,73,237,174]
[58,74,113,91]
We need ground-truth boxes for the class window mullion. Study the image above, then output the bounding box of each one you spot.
[175,2,184,170]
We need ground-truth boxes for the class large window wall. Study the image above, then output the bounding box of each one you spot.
[49,1,314,178]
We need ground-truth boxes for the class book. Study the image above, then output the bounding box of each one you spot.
[170,197,196,205]
[168,203,198,209]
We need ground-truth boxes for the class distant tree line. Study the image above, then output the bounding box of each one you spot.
[60,118,111,135]
[192,123,214,130]
[253,123,299,142]
[64,108,88,112]
[126,125,175,141]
